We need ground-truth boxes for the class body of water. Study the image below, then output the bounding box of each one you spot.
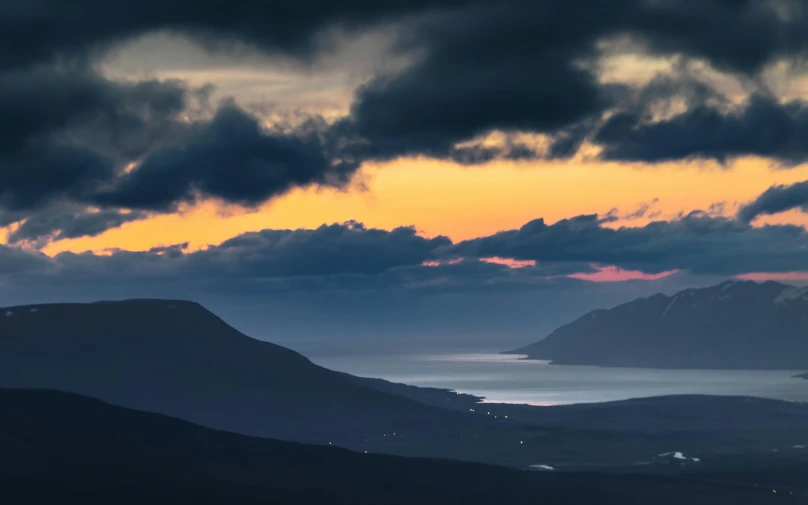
[310,352,808,405]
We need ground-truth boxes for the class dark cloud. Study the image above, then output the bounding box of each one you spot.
[340,3,610,162]
[595,94,808,164]
[6,207,149,246]
[628,0,808,75]
[0,0,483,72]
[738,180,808,222]
[184,221,451,277]
[338,0,808,163]
[1,211,807,299]
[92,102,358,210]
[0,68,358,241]
[0,145,114,211]
[0,66,191,161]
[0,244,52,275]
[599,198,660,223]
[6,0,797,170]
[2,0,808,243]
[0,66,195,212]
[36,221,451,289]
[450,212,808,276]
[0,219,580,295]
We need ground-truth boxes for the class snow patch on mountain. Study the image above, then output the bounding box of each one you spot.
[774,287,806,305]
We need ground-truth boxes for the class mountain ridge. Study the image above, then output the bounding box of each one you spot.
[505,280,808,369]
[0,298,500,459]
[5,297,808,471]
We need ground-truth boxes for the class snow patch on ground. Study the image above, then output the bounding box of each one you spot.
[662,297,678,316]
[721,281,739,291]
[658,451,700,463]
[529,465,555,471]
[774,287,805,305]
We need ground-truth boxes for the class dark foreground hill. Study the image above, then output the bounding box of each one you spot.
[506,280,808,369]
[0,389,793,505]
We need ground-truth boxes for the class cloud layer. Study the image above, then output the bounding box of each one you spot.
[452,212,808,276]
[3,209,808,300]
[2,0,808,245]
[738,180,808,222]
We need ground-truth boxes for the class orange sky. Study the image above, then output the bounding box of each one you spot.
[34,155,808,256]
[14,34,803,260]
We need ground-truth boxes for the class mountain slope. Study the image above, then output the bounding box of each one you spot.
[0,299,508,461]
[4,298,807,472]
[0,388,790,505]
[506,280,808,369]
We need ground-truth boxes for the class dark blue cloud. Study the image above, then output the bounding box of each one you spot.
[1,211,808,297]
[738,180,808,222]
[450,212,808,276]
[0,0,485,72]
[0,69,358,241]
[92,102,358,211]
[5,207,148,245]
[2,0,808,246]
[0,67,193,229]
[338,0,808,164]
[595,95,808,164]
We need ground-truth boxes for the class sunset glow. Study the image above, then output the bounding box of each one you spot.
[569,266,680,283]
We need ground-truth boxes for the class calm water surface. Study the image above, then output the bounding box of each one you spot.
[310,352,808,405]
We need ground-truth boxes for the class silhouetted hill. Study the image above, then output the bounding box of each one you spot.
[418,394,808,475]
[0,388,791,504]
[506,281,808,369]
[0,299,499,458]
[3,299,808,472]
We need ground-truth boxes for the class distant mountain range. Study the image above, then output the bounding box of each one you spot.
[506,280,808,369]
[3,298,808,476]
[2,388,785,505]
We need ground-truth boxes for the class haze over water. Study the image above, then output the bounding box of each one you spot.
[311,352,808,406]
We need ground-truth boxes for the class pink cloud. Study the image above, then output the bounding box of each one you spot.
[422,258,464,267]
[569,265,679,282]
[480,257,537,269]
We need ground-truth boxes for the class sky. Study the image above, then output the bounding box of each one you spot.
[2,0,808,351]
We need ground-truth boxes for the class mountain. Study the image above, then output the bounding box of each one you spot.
[0,299,514,463]
[0,388,792,504]
[505,280,808,369]
[3,298,808,473]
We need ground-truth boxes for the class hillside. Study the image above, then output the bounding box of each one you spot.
[3,298,808,472]
[0,388,792,505]
[506,281,808,369]
[0,299,507,461]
